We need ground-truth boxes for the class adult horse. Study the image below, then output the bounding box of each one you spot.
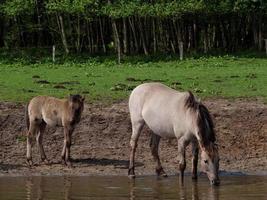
[128,83,220,185]
[25,94,84,167]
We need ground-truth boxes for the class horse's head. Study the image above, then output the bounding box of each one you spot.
[68,94,85,123]
[200,143,220,186]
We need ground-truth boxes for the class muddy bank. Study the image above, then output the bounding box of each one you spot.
[0,99,266,176]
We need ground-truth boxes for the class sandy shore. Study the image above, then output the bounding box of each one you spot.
[0,98,266,176]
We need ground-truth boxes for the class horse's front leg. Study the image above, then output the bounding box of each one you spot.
[191,140,199,180]
[177,137,188,182]
[61,125,73,167]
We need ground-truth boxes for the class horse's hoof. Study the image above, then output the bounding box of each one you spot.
[161,173,168,178]
[156,167,167,177]
[128,174,136,179]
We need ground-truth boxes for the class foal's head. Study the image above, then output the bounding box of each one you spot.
[68,94,85,124]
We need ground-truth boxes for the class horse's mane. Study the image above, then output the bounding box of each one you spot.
[185,91,216,147]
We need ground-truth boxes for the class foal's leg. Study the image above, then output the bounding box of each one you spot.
[177,137,189,182]
[26,122,39,166]
[62,125,73,167]
[128,120,144,178]
[65,129,73,167]
[150,133,167,177]
[191,140,199,180]
[36,121,49,165]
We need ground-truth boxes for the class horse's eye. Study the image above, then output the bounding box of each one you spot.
[204,160,208,164]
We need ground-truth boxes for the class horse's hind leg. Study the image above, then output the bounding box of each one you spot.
[150,133,167,177]
[36,121,49,165]
[191,140,199,180]
[26,122,39,167]
[128,120,144,178]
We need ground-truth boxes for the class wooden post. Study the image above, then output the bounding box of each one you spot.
[179,42,183,60]
[264,39,267,56]
[52,45,55,63]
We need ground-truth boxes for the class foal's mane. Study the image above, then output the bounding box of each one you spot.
[185,91,216,147]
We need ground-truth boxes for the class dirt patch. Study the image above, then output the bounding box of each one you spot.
[0,99,266,176]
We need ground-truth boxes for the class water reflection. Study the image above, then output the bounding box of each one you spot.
[128,177,219,200]
[0,176,266,200]
[24,176,72,200]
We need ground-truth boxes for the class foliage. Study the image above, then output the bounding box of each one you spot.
[0,0,266,54]
[0,0,35,16]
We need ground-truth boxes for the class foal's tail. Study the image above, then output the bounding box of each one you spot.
[25,103,30,130]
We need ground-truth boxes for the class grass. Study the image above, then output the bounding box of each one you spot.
[0,52,266,103]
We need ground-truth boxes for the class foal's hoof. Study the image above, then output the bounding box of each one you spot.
[156,167,168,177]
[66,161,73,168]
[26,159,33,167]
[42,159,51,166]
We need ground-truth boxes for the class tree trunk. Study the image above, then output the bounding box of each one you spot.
[99,17,106,53]
[128,17,138,53]
[57,13,69,54]
[258,15,262,50]
[152,18,157,53]
[111,18,121,64]
[138,17,148,55]
[75,14,81,52]
[123,17,127,54]
[220,21,227,49]
[203,25,208,53]
[253,14,258,48]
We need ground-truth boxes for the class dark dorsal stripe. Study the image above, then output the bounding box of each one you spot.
[185,91,216,147]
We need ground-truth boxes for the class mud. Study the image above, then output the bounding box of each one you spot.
[0,98,266,176]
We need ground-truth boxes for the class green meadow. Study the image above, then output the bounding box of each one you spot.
[0,55,266,103]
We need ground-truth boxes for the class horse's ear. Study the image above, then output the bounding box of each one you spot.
[82,96,85,102]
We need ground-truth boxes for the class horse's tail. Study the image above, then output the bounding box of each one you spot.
[185,91,215,145]
[25,103,30,130]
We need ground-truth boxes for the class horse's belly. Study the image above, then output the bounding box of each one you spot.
[43,116,62,127]
[144,119,175,138]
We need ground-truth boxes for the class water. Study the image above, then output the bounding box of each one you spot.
[0,176,266,200]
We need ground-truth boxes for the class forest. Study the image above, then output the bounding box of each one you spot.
[0,0,267,62]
